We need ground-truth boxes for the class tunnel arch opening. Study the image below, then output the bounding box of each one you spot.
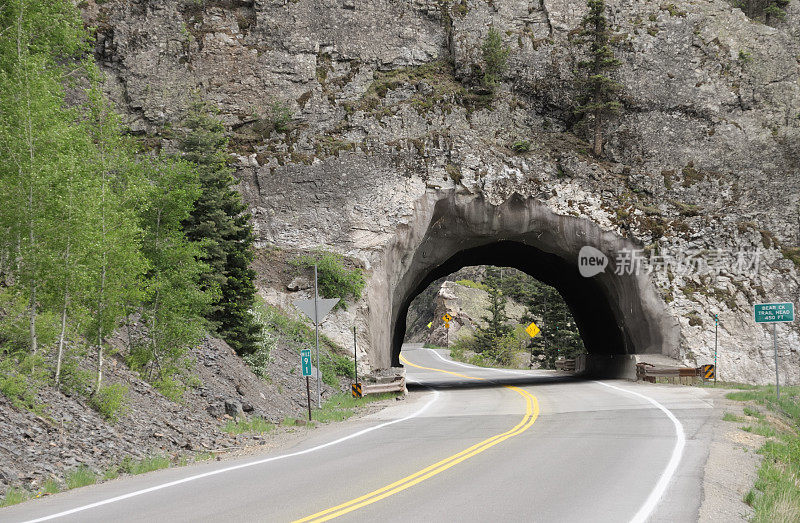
[393,241,624,365]
[374,192,679,378]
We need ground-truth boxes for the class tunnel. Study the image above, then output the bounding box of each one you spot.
[367,190,680,378]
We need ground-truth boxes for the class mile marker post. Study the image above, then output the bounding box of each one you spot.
[306,376,312,421]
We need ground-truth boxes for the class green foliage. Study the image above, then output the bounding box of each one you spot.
[89,383,129,422]
[481,27,510,90]
[222,416,275,434]
[472,267,513,354]
[511,140,531,153]
[455,279,489,291]
[312,391,397,423]
[727,385,800,520]
[0,351,48,412]
[65,466,96,489]
[733,0,790,23]
[292,250,365,310]
[270,100,292,133]
[0,487,29,507]
[126,455,171,475]
[128,155,213,399]
[496,268,586,367]
[573,0,623,156]
[41,478,60,495]
[180,97,261,356]
[241,294,276,377]
[722,412,744,422]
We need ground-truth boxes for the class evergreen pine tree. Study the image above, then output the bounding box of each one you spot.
[574,0,622,157]
[179,97,261,355]
[474,267,512,353]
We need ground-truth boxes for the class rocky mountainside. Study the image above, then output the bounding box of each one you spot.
[80,0,800,383]
[0,328,344,497]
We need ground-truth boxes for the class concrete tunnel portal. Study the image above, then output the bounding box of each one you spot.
[376,191,680,378]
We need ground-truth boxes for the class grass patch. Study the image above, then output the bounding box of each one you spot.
[41,478,60,495]
[129,456,171,475]
[65,466,96,489]
[723,412,744,422]
[744,406,765,420]
[222,416,275,435]
[195,451,214,461]
[697,380,759,390]
[728,385,800,520]
[0,487,29,507]
[312,391,398,423]
[455,279,489,291]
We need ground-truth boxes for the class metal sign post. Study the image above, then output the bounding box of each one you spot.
[753,302,795,400]
[314,265,321,408]
[774,323,780,400]
[293,280,339,411]
[301,349,312,420]
[714,314,718,384]
[353,326,358,395]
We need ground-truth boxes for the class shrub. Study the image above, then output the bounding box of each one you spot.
[481,27,510,89]
[0,353,46,412]
[455,279,489,291]
[242,299,276,378]
[270,100,292,132]
[511,140,531,153]
[292,250,365,310]
[90,383,129,422]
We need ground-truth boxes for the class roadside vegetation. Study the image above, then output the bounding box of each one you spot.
[447,267,585,369]
[312,391,398,423]
[718,383,800,521]
[0,0,260,418]
[290,250,365,310]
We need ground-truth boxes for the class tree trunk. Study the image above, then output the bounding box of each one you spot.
[593,109,603,157]
[55,289,68,384]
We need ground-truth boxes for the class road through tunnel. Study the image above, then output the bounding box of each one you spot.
[371,191,680,378]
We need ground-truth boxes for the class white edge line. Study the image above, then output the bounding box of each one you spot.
[426,348,530,376]
[22,388,440,523]
[595,381,686,523]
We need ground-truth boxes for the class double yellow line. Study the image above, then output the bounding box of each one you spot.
[293,354,540,522]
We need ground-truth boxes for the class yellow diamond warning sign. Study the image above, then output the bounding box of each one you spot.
[442,313,452,323]
[525,321,540,338]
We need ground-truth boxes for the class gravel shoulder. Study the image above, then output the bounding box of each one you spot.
[697,389,763,522]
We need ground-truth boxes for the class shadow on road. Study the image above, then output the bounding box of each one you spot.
[407,374,586,392]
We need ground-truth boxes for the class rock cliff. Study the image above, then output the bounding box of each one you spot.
[82,0,800,384]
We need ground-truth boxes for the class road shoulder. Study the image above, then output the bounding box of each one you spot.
[697,390,762,522]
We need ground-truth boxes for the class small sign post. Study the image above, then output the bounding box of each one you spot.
[301,349,313,420]
[294,273,339,409]
[753,302,795,399]
[442,313,452,345]
[713,314,718,384]
[525,321,541,338]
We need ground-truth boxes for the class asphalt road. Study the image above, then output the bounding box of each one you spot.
[1,348,718,523]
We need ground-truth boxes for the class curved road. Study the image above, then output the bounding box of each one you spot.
[1,348,717,522]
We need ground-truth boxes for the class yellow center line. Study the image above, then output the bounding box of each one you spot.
[292,353,540,523]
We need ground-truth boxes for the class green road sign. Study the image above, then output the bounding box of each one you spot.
[754,302,795,323]
[301,349,312,377]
